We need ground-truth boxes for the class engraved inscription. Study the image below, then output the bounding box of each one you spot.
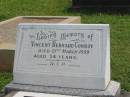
[29,30,94,68]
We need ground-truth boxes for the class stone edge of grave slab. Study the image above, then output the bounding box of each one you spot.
[4,81,120,97]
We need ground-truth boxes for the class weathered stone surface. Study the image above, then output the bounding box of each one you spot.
[13,24,110,90]
[5,90,130,97]
[5,81,120,97]
[5,91,78,97]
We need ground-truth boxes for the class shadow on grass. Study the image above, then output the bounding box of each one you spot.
[68,7,130,15]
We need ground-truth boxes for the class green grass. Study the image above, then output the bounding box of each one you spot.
[0,0,130,91]
[0,73,12,91]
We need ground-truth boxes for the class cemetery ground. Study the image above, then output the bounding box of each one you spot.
[0,0,130,92]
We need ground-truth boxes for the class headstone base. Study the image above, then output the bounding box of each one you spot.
[4,81,120,97]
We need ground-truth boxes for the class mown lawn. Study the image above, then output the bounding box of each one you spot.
[0,0,130,91]
[0,73,12,91]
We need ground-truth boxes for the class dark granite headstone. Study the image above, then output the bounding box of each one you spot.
[72,0,130,8]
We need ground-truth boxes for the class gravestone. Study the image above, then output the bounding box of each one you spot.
[5,24,120,97]
[72,0,130,8]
